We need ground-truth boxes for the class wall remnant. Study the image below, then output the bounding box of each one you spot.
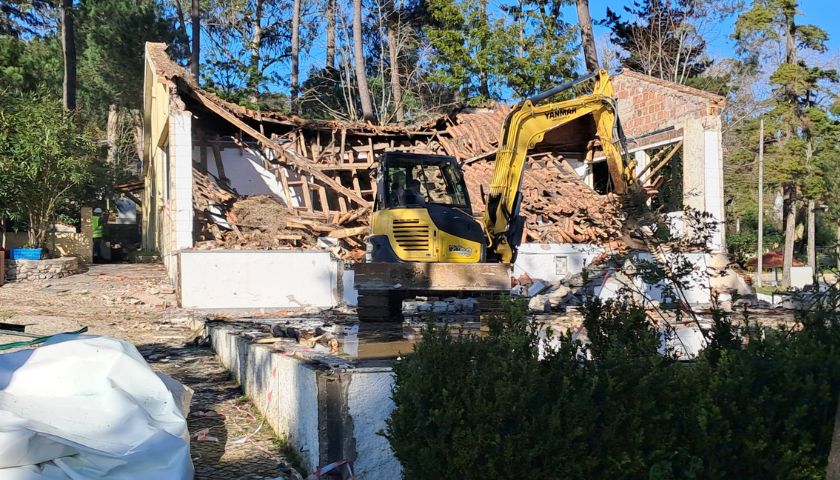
[4,257,82,282]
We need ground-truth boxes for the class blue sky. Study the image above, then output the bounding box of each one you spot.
[574,0,840,59]
[210,0,840,97]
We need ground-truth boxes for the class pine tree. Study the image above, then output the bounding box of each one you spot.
[494,1,578,98]
[203,0,291,106]
[424,0,577,104]
[76,0,182,116]
[424,0,498,104]
[733,0,837,286]
[353,0,375,121]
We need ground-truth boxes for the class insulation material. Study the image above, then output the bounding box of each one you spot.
[0,335,193,479]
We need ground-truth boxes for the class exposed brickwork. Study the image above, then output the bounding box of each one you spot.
[613,69,725,140]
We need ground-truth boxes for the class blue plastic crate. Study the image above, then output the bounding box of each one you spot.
[10,248,42,260]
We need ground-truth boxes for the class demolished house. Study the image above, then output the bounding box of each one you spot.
[141,42,726,309]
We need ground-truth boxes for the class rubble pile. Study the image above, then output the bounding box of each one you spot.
[192,169,368,260]
[462,155,625,247]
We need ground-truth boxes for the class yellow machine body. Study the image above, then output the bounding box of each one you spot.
[369,207,483,263]
[368,70,631,265]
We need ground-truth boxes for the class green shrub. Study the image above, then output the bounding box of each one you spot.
[386,288,840,479]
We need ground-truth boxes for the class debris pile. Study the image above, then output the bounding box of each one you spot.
[462,154,625,247]
[192,168,368,260]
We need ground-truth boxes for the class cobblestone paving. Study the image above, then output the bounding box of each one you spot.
[0,263,297,480]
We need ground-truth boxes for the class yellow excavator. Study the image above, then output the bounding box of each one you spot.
[354,69,633,322]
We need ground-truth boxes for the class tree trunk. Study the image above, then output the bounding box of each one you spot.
[190,0,200,79]
[247,0,264,105]
[386,4,404,122]
[326,0,336,69]
[576,0,599,72]
[173,0,189,53]
[479,72,490,100]
[106,105,118,164]
[290,0,301,114]
[353,0,375,122]
[782,183,796,288]
[807,198,815,271]
[785,12,797,65]
[61,0,76,110]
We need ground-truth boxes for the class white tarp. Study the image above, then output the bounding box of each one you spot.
[0,335,194,479]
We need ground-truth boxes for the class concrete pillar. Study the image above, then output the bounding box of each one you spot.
[681,118,726,252]
[168,111,193,250]
[703,129,725,252]
[634,149,648,183]
[80,207,93,264]
[681,119,705,214]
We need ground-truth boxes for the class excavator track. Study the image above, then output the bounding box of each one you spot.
[354,263,512,323]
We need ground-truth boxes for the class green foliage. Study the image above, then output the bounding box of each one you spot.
[203,0,292,100]
[75,0,183,118]
[493,1,578,99]
[0,36,62,94]
[0,0,54,38]
[0,91,102,248]
[423,0,577,104]
[387,289,840,479]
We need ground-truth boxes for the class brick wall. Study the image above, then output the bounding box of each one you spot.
[613,70,724,138]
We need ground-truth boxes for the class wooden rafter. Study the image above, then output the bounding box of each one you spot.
[183,81,371,209]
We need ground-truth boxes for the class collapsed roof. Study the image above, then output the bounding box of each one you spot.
[145,43,626,257]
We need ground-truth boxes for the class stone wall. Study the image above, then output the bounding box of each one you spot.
[4,257,82,282]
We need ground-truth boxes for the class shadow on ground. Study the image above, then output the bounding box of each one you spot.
[139,342,298,480]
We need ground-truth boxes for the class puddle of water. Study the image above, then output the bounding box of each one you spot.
[246,305,795,363]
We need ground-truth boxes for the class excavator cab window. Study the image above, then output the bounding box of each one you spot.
[380,153,471,213]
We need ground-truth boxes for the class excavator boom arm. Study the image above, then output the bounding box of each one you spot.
[482,70,631,263]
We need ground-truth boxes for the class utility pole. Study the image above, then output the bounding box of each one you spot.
[756,119,764,288]
[806,142,816,274]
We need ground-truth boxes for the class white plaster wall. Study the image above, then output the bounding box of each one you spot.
[170,112,193,250]
[274,353,320,471]
[245,344,280,427]
[197,146,297,205]
[209,327,321,472]
[514,244,606,282]
[597,252,712,305]
[681,119,706,214]
[347,369,402,480]
[179,250,339,309]
[209,327,250,386]
[791,266,814,289]
[634,150,649,180]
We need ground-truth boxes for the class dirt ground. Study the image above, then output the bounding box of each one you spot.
[0,263,301,480]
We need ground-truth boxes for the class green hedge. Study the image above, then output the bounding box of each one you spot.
[385,292,840,479]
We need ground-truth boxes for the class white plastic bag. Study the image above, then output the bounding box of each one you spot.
[0,334,194,479]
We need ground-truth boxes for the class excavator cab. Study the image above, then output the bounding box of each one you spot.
[356,70,631,321]
[368,152,486,264]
